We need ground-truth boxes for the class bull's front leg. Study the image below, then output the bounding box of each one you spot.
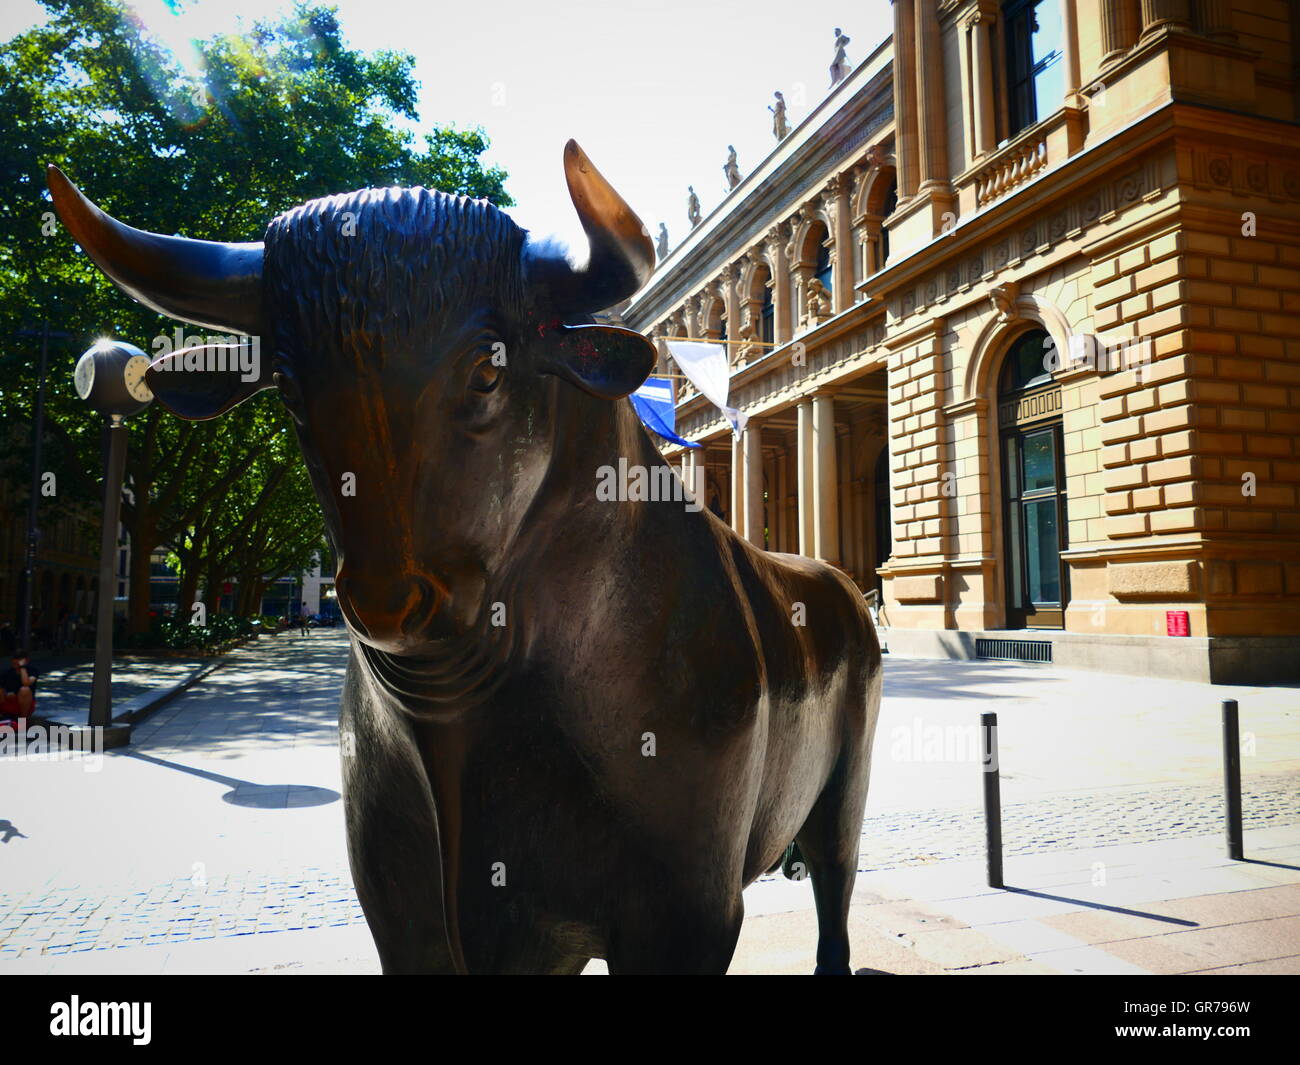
[339,658,457,974]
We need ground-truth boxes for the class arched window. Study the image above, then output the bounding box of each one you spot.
[998,328,1067,628]
[999,327,1055,393]
[815,241,832,294]
[759,283,774,345]
[1004,0,1064,136]
[880,179,898,267]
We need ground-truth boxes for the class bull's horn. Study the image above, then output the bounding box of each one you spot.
[45,165,265,337]
[525,140,655,315]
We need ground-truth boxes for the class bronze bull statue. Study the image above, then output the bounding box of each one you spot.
[47,142,882,973]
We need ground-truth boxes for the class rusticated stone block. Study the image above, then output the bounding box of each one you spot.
[893,575,943,602]
[1107,560,1198,600]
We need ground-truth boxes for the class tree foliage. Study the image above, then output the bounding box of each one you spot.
[0,0,511,631]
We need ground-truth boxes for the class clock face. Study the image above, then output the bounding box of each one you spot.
[123,354,154,403]
[73,352,95,400]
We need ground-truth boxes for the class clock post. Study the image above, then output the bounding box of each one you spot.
[73,340,153,745]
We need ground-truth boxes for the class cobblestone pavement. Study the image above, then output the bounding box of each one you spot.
[859,772,1300,870]
[0,635,1296,968]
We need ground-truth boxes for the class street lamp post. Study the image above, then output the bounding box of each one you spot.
[73,340,153,745]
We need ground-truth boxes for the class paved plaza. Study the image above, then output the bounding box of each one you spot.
[1,629,1297,974]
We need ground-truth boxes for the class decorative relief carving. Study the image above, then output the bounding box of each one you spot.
[990,281,1020,322]
[1020,225,1038,257]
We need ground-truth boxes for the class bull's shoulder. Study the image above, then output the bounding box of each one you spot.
[748,550,870,625]
[723,539,874,667]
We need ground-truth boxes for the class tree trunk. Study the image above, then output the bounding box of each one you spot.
[177,561,200,620]
[204,565,223,616]
[128,534,153,634]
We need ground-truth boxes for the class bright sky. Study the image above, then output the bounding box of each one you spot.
[3,0,893,250]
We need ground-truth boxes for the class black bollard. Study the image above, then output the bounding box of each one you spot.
[1222,700,1244,861]
[981,711,1003,888]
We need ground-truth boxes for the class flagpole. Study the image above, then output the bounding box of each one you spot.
[658,336,777,348]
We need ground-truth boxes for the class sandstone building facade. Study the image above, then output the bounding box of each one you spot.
[622,0,1300,682]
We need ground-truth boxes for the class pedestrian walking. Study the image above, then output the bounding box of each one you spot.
[298,602,311,637]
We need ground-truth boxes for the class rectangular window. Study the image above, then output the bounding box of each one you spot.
[1005,0,1064,136]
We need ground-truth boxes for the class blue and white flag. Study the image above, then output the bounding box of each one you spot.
[631,375,700,449]
[665,340,747,436]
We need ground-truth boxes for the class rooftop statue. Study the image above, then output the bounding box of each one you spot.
[723,145,741,189]
[830,27,852,86]
[769,91,790,141]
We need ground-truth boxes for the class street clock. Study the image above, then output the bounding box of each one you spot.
[73,340,153,416]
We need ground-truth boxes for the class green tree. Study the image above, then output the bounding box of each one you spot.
[0,0,511,632]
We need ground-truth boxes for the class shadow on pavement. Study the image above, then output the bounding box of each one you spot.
[122,749,340,809]
[883,658,1042,701]
[0,819,28,843]
[1003,885,1198,926]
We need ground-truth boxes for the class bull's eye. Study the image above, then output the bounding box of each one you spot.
[469,358,503,394]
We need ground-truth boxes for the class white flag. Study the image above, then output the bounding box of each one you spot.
[665,341,748,435]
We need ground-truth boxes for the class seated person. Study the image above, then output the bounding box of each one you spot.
[0,650,38,720]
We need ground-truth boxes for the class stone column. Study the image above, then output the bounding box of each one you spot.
[812,394,839,564]
[797,399,814,555]
[1199,0,1237,41]
[1061,0,1083,105]
[773,448,783,551]
[830,175,853,313]
[766,224,792,344]
[792,262,813,333]
[967,10,997,158]
[683,298,699,341]
[891,0,919,199]
[1101,0,1141,63]
[730,432,743,534]
[914,0,949,191]
[720,264,739,351]
[1141,0,1191,35]
[743,421,765,547]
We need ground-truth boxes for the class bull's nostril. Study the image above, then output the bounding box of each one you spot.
[401,576,441,637]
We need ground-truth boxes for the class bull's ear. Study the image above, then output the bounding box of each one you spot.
[145,345,276,421]
[538,324,656,400]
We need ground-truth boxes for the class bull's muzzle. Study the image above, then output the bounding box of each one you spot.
[334,569,446,650]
